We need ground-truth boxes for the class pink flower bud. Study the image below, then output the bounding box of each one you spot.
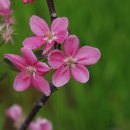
[6,104,23,122]
[29,118,53,130]
[22,0,34,4]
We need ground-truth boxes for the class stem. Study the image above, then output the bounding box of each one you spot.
[19,0,57,130]
[46,0,57,21]
[19,84,57,130]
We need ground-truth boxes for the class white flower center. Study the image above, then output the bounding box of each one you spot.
[25,66,36,77]
[44,32,57,43]
[64,56,77,66]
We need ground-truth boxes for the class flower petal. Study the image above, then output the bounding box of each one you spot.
[71,64,89,83]
[64,35,79,56]
[51,17,68,43]
[40,121,52,130]
[32,75,50,96]
[42,42,54,55]
[75,46,101,65]
[22,0,33,4]
[35,62,50,75]
[21,47,37,65]
[55,30,68,43]
[51,17,68,33]
[52,66,70,87]
[29,118,52,130]
[14,71,31,91]
[4,54,26,70]
[0,0,11,9]
[23,36,45,50]
[30,15,50,36]
[48,50,65,69]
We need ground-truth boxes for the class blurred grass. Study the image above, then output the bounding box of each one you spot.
[0,0,130,130]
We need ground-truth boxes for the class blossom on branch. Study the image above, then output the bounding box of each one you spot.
[29,118,53,130]
[6,104,53,130]
[6,104,23,122]
[0,0,14,44]
[48,35,101,87]
[0,0,12,25]
[4,47,51,96]
[22,0,34,4]
[23,15,68,54]
[6,104,24,128]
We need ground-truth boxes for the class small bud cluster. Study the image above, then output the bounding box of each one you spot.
[0,0,14,44]
[6,104,53,130]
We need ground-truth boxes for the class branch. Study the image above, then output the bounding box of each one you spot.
[19,0,57,130]
[19,84,57,130]
[46,0,57,21]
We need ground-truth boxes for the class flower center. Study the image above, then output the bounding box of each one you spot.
[44,32,56,43]
[25,66,36,77]
[64,56,77,66]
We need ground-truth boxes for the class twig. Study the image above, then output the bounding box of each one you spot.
[19,84,57,130]
[46,0,57,21]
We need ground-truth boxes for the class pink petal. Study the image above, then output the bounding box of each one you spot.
[6,104,23,122]
[75,46,101,66]
[21,47,37,65]
[64,35,79,56]
[23,36,45,50]
[22,0,33,4]
[29,118,52,130]
[55,30,68,43]
[0,0,11,9]
[51,17,68,43]
[32,75,50,96]
[40,121,52,130]
[42,42,54,55]
[52,66,70,87]
[35,62,50,75]
[48,50,65,69]
[30,15,50,36]
[51,17,68,32]
[71,64,89,83]
[4,54,26,70]
[14,71,31,91]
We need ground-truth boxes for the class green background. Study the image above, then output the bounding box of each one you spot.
[0,0,130,130]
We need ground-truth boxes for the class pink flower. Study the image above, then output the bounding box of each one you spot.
[23,15,68,54]
[6,104,23,122]
[22,0,34,4]
[6,104,24,128]
[48,35,101,87]
[29,118,52,130]
[4,47,51,96]
[0,0,10,9]
[0,0,12,24]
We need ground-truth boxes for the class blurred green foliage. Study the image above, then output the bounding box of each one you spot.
[0,0,130,130]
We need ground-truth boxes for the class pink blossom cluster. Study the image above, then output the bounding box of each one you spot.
[4,15,101,96]
[0,0,14,43]
[6,104,52,130]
